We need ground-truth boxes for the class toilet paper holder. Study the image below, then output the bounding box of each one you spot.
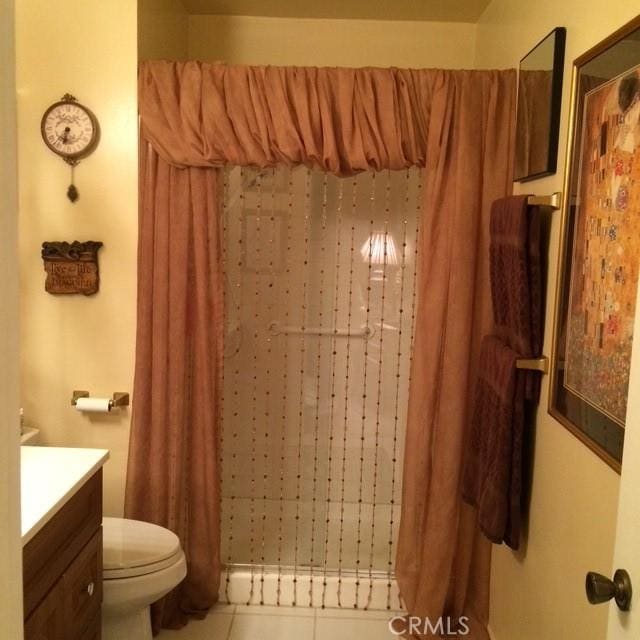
[71,390,130,409]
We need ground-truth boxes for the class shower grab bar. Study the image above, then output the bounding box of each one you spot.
[268,320,375,340]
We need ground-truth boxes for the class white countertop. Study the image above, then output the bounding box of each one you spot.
[21,446,109,545]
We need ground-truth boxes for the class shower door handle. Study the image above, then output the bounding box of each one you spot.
[585,569,632,611]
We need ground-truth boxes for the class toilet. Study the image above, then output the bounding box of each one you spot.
[101,517,188,640]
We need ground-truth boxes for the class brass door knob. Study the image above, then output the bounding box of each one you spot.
[586,569,632,611]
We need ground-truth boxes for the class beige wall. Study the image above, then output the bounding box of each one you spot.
[0,0,24,636]
[188,14,477,67]
[16,0,138,517]
[475,4,638,640]
[139,0,189,61]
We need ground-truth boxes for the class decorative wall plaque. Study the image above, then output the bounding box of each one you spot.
[42,241,103,295]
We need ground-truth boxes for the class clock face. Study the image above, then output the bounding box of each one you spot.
[41,100,98,160]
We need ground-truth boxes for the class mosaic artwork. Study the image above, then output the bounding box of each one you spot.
[565,64,640,426]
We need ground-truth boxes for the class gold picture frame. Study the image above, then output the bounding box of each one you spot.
[550,15,640,472]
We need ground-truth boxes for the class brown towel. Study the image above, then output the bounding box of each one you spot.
[489,194,542,401]
[463,335,524,548]
[463,195,543,549]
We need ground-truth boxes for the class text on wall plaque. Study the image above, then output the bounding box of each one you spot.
[41,241,103,295]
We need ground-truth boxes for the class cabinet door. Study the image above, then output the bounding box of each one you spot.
[24,577,64,640]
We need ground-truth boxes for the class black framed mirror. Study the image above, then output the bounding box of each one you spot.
[514,27,566,182]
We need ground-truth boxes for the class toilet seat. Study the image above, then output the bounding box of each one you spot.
[103,517,183,580]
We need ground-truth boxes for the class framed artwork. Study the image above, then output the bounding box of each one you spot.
[514,27,566,182]
[550,16,640,471]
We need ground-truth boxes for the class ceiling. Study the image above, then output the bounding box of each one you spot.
[181,0,492,23]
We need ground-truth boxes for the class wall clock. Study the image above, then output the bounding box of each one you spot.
[40,93,100,202]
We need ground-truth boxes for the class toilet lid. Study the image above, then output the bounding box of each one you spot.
[103,517,182,575]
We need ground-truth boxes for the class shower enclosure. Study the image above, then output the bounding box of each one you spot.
[220,165,421,610]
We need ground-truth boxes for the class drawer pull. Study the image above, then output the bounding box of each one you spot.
[86,582,95,597]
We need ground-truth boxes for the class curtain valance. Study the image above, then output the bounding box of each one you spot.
[139,61,513,176]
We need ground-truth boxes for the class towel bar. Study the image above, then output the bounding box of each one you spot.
[527,192,562,210]
[516,357,549,373]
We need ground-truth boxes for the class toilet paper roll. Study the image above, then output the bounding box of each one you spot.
[75,397,112,413]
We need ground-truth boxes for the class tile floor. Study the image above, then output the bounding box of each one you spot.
[158,604,403,639]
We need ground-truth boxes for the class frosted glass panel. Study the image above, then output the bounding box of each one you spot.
[221,166,420,585]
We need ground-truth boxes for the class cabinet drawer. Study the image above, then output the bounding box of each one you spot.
[64,529,102,640]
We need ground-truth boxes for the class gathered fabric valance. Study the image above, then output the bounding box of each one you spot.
[139,61,514,176]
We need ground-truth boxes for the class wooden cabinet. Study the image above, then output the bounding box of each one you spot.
[23,471,103,640]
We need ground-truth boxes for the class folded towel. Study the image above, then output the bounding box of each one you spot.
[463,335,525,549]
[489,194,542,401]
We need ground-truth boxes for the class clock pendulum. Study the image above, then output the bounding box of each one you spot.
[40,93,100,202]
[66,158,79,203]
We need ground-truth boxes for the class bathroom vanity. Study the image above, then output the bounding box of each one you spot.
[21,446,109,640]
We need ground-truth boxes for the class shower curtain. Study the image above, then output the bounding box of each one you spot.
[125,140,224,630]
[128,61,515,637]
